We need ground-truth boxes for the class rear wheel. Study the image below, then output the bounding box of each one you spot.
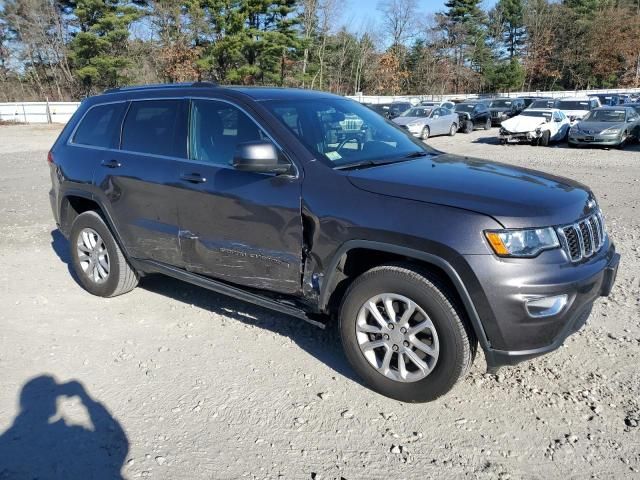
[449,123,457,136]
[339,265,476,402]
[69,211,139,297]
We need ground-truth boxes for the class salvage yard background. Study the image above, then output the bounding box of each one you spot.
[0,124,638,479]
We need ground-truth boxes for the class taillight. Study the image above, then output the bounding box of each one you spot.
[47,151,54,164]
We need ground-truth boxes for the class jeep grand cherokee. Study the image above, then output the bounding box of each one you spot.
[48,83,620,402]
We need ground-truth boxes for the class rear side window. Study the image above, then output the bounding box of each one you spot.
[73,102,126,148]
[121,100,187,157]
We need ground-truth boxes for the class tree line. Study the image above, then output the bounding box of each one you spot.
[1,0,639,101]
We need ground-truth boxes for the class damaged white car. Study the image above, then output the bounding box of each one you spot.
[499,109,570,146]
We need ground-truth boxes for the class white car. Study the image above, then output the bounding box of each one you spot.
[499,108,571,146]
[556,97,601,124]
[420,100,456,110]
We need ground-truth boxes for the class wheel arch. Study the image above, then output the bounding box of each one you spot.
[58,191,131,259]
[319,240,491,351]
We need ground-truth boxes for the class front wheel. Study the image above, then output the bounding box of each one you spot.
[69,211,139,297]
[539,130,551,147]
[421,126,430,141]
[339,265,476,402]
[484,118,491,130]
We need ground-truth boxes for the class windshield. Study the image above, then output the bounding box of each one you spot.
[263,98,431,168]
[489,99,512,108]
[455,104,476,113]
[401,107,431,118]
[530,100,555,109]
[583,110,627,122]
[519,111,552,121]
[557,100,590,111]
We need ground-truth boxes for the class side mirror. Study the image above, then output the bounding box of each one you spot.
[232,141,291,174]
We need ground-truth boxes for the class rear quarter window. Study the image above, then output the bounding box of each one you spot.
[72,102,127,148]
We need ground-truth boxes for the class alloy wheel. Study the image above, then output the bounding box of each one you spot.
[76,227,110,284]
[355,293,440,383]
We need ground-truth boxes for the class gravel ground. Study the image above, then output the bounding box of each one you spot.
[0,124,638,479]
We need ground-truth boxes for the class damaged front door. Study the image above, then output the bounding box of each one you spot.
[173,98,304,295]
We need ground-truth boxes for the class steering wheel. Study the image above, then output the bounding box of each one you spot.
[336,135,362,153]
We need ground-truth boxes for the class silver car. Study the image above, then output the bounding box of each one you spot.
[568,106,640,148]
[392,106,458,140]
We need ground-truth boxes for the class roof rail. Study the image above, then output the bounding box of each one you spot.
[103,81,219,94]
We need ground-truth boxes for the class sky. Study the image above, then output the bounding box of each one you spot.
[342,0,497,32]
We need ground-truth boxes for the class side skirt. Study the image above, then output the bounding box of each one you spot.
[131,259,326,329]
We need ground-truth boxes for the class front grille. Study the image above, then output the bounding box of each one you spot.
[558,212,606,262]
[491,111,500,118]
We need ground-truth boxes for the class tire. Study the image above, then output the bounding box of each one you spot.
[462,120,473,134]
[616,132,628,150]
[568,141,577,148]
[539,130,550,147]
[69,211,139,297]
[339,264,476,402]
[449,123,457,136]
[484,118,491,130]
[421,126,430,141]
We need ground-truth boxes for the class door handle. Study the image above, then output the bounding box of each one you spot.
[180,173,207,184]
[101,159,121,169]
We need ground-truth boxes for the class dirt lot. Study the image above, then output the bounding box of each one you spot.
[0,124,638,479]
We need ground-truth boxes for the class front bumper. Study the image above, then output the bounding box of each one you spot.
[569,133,622,146]
[464,242,619,368]
[500,130,545,143]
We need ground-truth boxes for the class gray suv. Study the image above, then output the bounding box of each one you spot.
[48,84,620,402]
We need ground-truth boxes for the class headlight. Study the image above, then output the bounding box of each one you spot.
[499,127,508,135]
[602,127,621,135]
[484,227,560,257]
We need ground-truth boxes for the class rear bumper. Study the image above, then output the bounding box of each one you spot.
[464,243,619,368]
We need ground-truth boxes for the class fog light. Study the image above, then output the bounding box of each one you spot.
[525,295,568,318]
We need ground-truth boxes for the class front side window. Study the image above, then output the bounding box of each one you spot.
[189,99,267,166]
[121,100,187,157]
[73,102,126,148]
[264,98,431,168]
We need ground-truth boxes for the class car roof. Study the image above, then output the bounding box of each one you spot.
[557,96,593,101]
[592,105,632,110]
[523,108,558,113]
[99,82,345,102]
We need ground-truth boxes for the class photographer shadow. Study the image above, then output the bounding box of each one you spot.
[0,375,128,480]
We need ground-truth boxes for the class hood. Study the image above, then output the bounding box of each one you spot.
[576,121,625,134]
[392,116,425,127]
[347,154,594,228]
[489,107,511,113]
[501,115,549,133]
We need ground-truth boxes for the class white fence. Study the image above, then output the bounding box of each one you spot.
[347,87,640,104]
[0,102,80,124]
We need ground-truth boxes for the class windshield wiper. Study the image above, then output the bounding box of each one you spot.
[335,151,429,171]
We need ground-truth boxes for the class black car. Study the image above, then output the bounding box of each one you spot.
[48,83,620,402]
[519,96,546,108]
[365,101,411,119]
[488,98,526,126]
[454,101,492,132]
[527,98,557,110]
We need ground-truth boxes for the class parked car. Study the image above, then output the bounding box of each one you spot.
[487,98,526,126]
[588,93,630,107]
[526,98,557,110]
[364,102,412,119]
[454,102,491,132]
[393,106,458,139]
[556,97,601,124]
[568,106,640,148]
[499,109,570,146]
[519,96,548,108]
[48,83,619,402]
[420,100,456,110]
